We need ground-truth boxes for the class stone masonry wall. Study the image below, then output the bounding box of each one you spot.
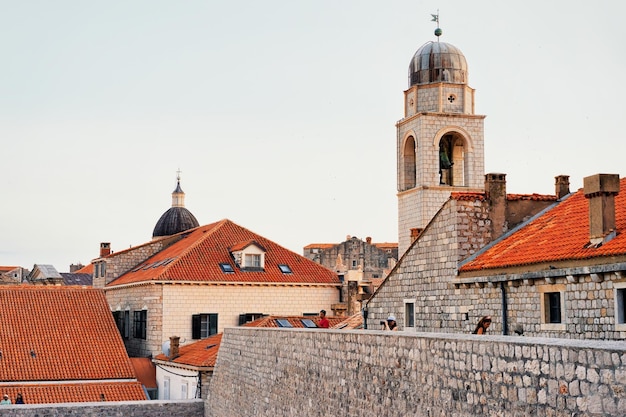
[207,327,626,417]
[0,399,203,417]
[373,197,492,331]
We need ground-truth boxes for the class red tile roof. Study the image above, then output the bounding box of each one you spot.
[331,312,364,329]
[0,285,146,404]
[108,219,340,286]
[74,263,93,274]
[130,357,157,389]
[154,333,222,368]
[243,315,346,328]
[0,382,146,404]
[460,180,626,272]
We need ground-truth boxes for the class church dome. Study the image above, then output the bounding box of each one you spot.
[152,174,200,238]
[408,41,468,87]
[152,207,199,238]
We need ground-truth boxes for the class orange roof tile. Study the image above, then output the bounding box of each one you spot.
[154,333,222,368]
[303,243,335,250]
[0,382,146,404]
[74,263,93,274]
[243,315,345,328]
[130,357,157,389]
[460,180,626,272]
[0,286,145,403]
[331,312,364,329]
[108,219,340,286]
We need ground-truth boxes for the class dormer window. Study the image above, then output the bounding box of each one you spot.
[245,254,261,268]
[230,240,266,271]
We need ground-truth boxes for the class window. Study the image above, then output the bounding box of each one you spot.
[546,292,561,323]
[617,288,626,323]
[219,263,234,273]
[278,264,292,274]
[539,284,565,331]
[245,254,261,268]
[404,300,415,328]
[192,313,218,339]
[133,310,147,339]
[238,313,264,325]
[113,310,130,339]
[301,319,317,328]
[614,282,626,331]
[276,319,292,328]
[181,382,188,400]
[163,377,170,400]
[352,260,357,267]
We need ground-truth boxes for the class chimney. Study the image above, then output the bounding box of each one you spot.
[100,242,111,258]
[485,173,507,240]
[555,175,570,199]
[366,236,372,244]
[583,174,620,245]
[410,228,422,242]
[169,336,180,360]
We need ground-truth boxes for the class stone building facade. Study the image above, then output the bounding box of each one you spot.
[304,236,398,315]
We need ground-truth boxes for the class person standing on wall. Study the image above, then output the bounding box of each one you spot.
[318,310,330,328]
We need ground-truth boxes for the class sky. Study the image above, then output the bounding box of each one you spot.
[2,1,626,272]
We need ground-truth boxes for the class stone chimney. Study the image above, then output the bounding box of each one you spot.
[100,242,111,257]
[485,173,507,240]
[555,175,570,199]
[366,236,372,244]
[410,228,422,242]
[583,174,620,245]
[169,336,180,360]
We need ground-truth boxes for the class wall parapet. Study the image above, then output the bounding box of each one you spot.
[208,328,626,416]
[0,399,203,417]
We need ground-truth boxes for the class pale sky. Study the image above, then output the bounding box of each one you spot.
[2,1,625,272]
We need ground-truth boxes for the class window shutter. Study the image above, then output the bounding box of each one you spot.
[238,314,246,325]
[192,314,201,339]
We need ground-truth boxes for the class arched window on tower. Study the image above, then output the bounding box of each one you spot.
[439,133,466,187]
[402,136,416,190]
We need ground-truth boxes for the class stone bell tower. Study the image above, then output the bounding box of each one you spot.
[397,27,485,254]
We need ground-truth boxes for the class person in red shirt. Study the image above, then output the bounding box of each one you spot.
[318,309,330,328]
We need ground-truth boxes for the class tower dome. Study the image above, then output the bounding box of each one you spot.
[152,174,199,238]
[408,41,468,86]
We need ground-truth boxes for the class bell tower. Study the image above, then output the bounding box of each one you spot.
[397,24,485,254]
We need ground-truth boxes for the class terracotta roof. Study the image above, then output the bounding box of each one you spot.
[108,219,340,286]
[74,263,93,274]
[460,180,626,272]
[450,192,556,203]
[0,382,146,404]
[243,315,346,328]
[303,243,335,250]
[130,357,157,389]
[154,333,222,368]
[331,312,364,329]
[0,285,145,404]
[0,266,20,273]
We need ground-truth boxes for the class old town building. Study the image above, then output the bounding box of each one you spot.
[91,177,340,358]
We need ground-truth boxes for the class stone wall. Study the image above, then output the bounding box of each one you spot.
[0,399,203,417]
[207,327,626,417]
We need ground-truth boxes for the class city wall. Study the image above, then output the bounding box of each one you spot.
[0,399,203,417]
[208,327,626,417]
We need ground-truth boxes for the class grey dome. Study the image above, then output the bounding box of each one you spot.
[408,41,468,86]
[152,207,199,238]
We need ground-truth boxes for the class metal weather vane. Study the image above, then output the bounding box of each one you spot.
[431,10,442,40]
